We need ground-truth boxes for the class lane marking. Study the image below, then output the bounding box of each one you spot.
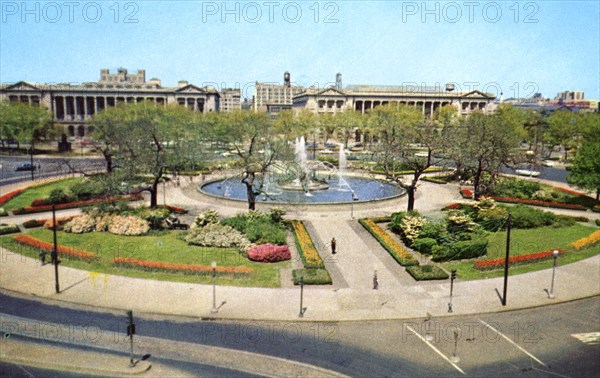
[571,332,600,345]
[405,325,466,375]
[478,319,546,367]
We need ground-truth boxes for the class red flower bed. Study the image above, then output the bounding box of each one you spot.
[443,203,463,210]
[166,205,188,214]
[247,244,291,262]
[474,249,565,270]
[113,257,254,277]
[12,195,143,215]
[0,189,25,206]
[489,196,587,211]
[12,234,96,260]
[460,188,473,199]
[30,198,50,207]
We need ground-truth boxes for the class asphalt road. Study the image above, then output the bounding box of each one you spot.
[0,156,105,186]
[1,291,598,377]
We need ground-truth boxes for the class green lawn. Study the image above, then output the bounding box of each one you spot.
[2,178,83,211]
[0,228,289,287]
[485,224,595,259]
[442,224,600,280]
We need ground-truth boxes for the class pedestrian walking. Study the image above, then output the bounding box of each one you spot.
[331,237,337,254]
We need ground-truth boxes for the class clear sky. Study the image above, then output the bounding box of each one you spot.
[1,1,599,101]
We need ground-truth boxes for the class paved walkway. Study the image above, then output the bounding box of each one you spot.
[1,173,598,323]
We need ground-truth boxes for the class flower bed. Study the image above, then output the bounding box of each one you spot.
[554,186,597,202]
[359,218,418,266]
[460,188,473,199]
[291,220,324,268]
[43,216,76,230]
[0,224,20,235]
[489,196,587,211]
[22,219,46,228]
[0,189,25,206]
[571,230,600,250]
[442,203,463,210]
[473,249,565,270]
[166,205,188,214]
[247,243,291,262]
[12,195,143,215]
[12,234,97,261]
[112,257,254,278]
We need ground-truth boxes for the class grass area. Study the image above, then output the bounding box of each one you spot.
[485,224,594,259]
[442,224,600,280]
[0,228,289,287]
[2,178,83,211]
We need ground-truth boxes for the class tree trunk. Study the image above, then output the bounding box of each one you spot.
[103,151,113,173]
[406,187,415,211]
[596,188,599,201]
[245,182,256,211]
[150,180,159,208]
[473,163,483,200]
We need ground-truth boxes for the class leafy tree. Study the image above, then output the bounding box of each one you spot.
[370,104,440,211]
[0,101,53,150]
[456,105,526,198]
[547,110,581,161]
[568,113,600,200]
[215,110,288,210]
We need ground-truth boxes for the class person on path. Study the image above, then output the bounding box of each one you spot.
[331,237,337,254]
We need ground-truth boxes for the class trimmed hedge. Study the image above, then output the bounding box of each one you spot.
[292,268,332,285]
[411,238,438,254]
[432,239,488,262]
[0,224,20,235]
[22,219,46,228]
[359,218,418,266]
[406,265,449,281]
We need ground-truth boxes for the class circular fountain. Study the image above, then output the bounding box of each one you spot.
[199,137,406,204]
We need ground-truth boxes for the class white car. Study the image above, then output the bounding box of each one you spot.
[541,160,555,167]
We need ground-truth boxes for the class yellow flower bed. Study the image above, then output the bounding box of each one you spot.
[291,220,323,267]
[571,230,600,250]
[363,218,417,265]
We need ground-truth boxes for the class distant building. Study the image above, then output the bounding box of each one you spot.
[555,91,584,102]
[220,88,242,112]
[254,71,304,115]
[0,68,220,138]
[293,80,496,117]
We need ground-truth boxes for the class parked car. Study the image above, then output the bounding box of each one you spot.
[14,163,36,172]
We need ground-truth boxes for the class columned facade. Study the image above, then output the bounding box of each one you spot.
[1,70,220,138]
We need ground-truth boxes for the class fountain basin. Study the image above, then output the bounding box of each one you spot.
[199,175,406,204]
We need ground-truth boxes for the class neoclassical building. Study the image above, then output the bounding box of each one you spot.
[293,82,496,117]
[0,68,220,138]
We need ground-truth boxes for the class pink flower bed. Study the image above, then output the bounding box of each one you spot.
[247,243,291,263]
[474,249,565,270]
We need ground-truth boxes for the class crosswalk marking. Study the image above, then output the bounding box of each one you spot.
[571,332,600,345]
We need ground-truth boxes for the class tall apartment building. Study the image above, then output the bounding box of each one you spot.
[220,88,242,112]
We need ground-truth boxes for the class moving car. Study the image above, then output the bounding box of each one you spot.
[14,163,36,172]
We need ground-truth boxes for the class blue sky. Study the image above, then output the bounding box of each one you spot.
[1,1,599,100]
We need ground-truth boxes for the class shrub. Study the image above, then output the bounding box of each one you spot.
[70,179,106,201]
[269,207,286,223]
[185,223,252,253]
[418,222,449,243]
[508,205,556,229]
[446,210,477,234]
[432,239,488,261]
[107,215,150,236]
[193,209,220,228]
[48,188,71,205]
[494,178,541,199]
[406,264,449,281]
[411,238,438,254]
[399,213,428,244]
[596,219,600,227]
[30,198,50,207]
[247,243,291,262]
[134,207,171,228]
[63,215,97,234]
[475,206,508,231]
[0,208,7,217]
[22,219,45,228]
[221,211,287,245]
[593,205,600,213]
[292,268,332,285]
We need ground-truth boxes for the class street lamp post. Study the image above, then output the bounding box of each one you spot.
[29,144,35,181]
[51,204,60,293]
[448,268,456,313]
[351,192,358,219]
[548,250,560,299]
[211,261,218,313]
